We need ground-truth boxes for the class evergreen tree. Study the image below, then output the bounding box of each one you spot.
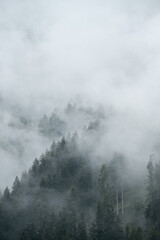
[77,213,88,240]
[92,164,124,240]
[129,227,143,240]
[98,164,111,197]
[11,176,21,197]
[2,187,11,202]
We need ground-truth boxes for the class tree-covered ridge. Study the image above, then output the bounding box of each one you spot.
[0,134,124,239]
[0,133,160,240]
[0,102,106,191]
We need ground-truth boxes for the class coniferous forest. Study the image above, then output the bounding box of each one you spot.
[1,1,160,240]
[0,104,160,240]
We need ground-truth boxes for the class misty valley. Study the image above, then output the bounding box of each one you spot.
[0,103,159,240]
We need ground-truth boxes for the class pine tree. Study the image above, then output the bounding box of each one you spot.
[129,227,143,240]
[93,164,124,240]
[98,164,111,197]
[2,187,11,202]
[89,221,97,240]
[77,213,88,240]
[11,176,21,197]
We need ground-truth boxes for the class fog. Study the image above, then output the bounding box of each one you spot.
[0,0,160,190]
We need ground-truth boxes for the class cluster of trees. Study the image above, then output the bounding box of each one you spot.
[38,103,105,139]
[0,133,160,240]
[145,156,160,239]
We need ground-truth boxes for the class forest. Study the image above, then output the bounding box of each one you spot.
[1,0,160,239]
[0,104,160,240]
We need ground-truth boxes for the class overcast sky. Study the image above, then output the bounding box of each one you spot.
[0,0,160,190]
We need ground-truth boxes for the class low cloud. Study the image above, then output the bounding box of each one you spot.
[0,0,160,189]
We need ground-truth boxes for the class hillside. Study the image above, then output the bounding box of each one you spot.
[1,126,159,240]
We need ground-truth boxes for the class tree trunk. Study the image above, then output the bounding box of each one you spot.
[122,180,124,214]
[116,185,119,215]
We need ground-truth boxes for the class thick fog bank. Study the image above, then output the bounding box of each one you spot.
[1,0,160,189]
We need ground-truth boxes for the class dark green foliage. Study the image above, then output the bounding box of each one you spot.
[1,134,160,240]
[77,214,88,240]
[89,221,97,240]
[12,176,21,197]
[146,159,160,228]
[0,136,95,240]
[128,227,143,240]
[144,158,160,240]
[20,224,37,240]
[148,223,160,240]
[3,103,159,240]
[2,187,11,202]
[98,164,110,197]
[91,164,124,240]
